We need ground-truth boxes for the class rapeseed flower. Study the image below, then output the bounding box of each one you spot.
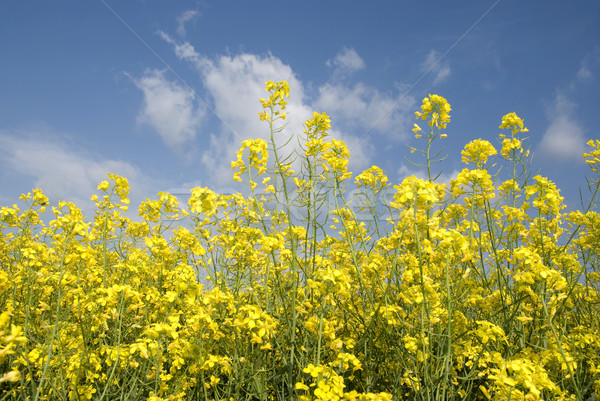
[499,112,529,136]
[415,93,451,129]
[461,139,497,167]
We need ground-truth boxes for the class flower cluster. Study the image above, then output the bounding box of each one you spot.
[232,138,269,183]
[499,112,529,136]
[259,80,290,121]
[583,139,600,172]
[461,139,497,167]
[305,112,331,140]
[414,93,451,129]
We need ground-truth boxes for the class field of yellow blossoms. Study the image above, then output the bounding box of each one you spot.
[1,81,600,400]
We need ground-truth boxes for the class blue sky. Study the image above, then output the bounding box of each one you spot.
[1,1,599,216]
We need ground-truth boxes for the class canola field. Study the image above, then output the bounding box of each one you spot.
[1,81,599,400]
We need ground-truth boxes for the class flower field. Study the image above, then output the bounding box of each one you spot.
[1,81,600,400]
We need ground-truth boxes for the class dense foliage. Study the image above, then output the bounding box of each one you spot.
[1,81,600,400]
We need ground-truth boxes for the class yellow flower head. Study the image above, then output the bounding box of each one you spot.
[415,94,451,129]
[188,187,218,215]
[500,137,523,158]
[583,139,600,172]
[451,168,495,200]
[499,112,529,136]
[391,176,446,210]
[32,188,49,208]
[525,175,565,216]
[231,138,269,182]
[321,139,351,181]
[107,173,130,203]
[259,80,290,121]
[355,165,389,191]
[305,137,326,158]
[461,139,497,167]
[97,180,110,192]
[304,112,331,139]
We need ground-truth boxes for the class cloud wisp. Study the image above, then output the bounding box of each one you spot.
[573,49,599,86]
[316,82,416,142]
[421,50,451,85]
[537,51,599,163]
[0,128,154,215]
[176,10,200,37]
[326,47,365,78]
[538,93,586,163]
[132,69,205,154]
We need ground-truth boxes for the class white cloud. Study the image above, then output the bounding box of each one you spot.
[326,47,365,76]
[0,128,154,215]
[316,82,416,142]
[421,50,451,85]
[156,34,372,188]
[202,53,304,134]
[576,50,600,82]
[196,52,312,185]
[158,32,205,66]
[575,65,593,81]
[570,50,599,91]
[538,93,586,162]
[176,10,199,37]
[133,69,205,153]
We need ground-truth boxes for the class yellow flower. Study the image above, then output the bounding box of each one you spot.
[499,112,529,135]
[391,176,446,210]
[461,139,497,166]
[524,175,564,216]
[354,166,388,191]
[97,180,110,192]
[583,139,600,172]
[415,94,451,129]
[295,382,310,391]
[303,363,323,378]
[260,80,290,116]
[412,123,423,138]
[305,138,326,158]
[0,370,20,383]
[188,187,219,215]
[304,112,331,139]
[500,137,523,157]
[321,139,351,180]
[451,169,495,200]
